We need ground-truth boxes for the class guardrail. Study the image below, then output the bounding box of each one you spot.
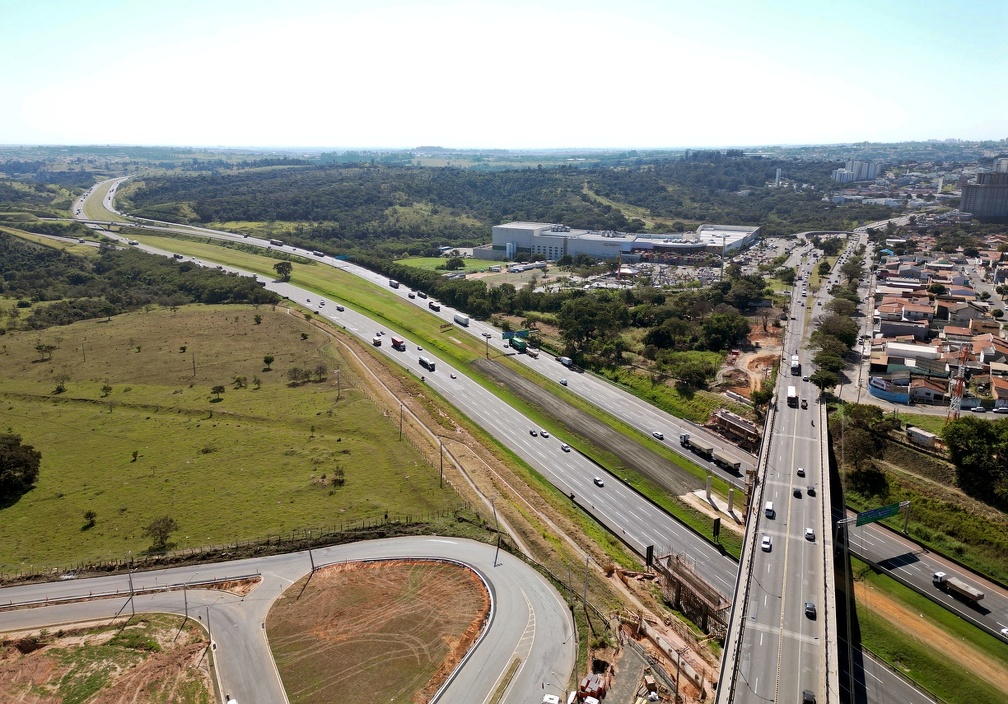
[1,572,262,611]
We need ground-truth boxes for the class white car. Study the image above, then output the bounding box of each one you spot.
[593,476,605,487]
[805,528,815,542]
[652,431,664,440]
[761,535,772,552]
[560,443,571,452]
[540,430,550,438]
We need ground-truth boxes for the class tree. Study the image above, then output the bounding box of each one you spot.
[776,267,797,286]
[818,261,831,277]
[825,298,857,318]
[254,314,262,325]
[101,383,113,398]
[700,312,750,352]
[928,283,947,297]
[142,516,179,551]
[444,257,465,271]
[211,384,225,400]
[0,433,42,501]
[809,368,839,391]
[263,354,274,370]
[274,261,293,282]
[942,417,1008,505]
[842,427,878,471]
[83,509,97,530]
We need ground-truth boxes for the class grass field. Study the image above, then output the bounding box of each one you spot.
[396,256,490,273]
[0,305,455,572]
[267,560,489,704]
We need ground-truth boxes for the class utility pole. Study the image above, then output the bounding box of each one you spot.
[127,569,136,617]
[399,403,403,441]
[491,497,500,567]
[439,440,444,488]
[583,555,590,610]
[336,367,341,400]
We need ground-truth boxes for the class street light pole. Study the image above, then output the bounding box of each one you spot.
[439,440,444,488]
[491,497,501,567]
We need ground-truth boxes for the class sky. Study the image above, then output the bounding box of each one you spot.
[1,0,1006,149]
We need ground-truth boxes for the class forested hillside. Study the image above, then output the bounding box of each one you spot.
[125,157,892,251]
[0,232,279,330]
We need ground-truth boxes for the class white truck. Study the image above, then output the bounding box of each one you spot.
[932,571,984,605]
[453,313,470,326]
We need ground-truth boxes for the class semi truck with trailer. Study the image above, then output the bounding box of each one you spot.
[712,449,741,472]
[510,338,528,353]
[791,354,802,375]
[679,433,714,460]
[787,385,799,408]
[932,572,984,605]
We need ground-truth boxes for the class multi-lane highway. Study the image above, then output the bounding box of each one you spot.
[63,182,1006,704]
[0,537,574,704]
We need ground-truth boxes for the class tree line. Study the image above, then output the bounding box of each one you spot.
[0,232,279,331]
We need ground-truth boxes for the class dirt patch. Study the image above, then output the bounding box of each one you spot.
[854,580,1008,689]
[0,615,211,704]
[266,560,490,704]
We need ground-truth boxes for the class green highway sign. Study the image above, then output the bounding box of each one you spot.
[855,502,902,526]
[514,330,529,338]
[501,331,514,340]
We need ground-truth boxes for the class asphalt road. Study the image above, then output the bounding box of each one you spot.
[0,537,574,704]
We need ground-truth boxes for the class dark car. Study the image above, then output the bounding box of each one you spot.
[529,429,538,437]
[807,485,816,497]
[802,690,816,704]
[804,602,817,619]
[793,487,802,498]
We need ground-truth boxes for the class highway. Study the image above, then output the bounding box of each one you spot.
[0,537,575,704]
[69,182,997,703]
[719,241,838,704]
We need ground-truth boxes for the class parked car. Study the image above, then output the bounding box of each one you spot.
[971,406,987,413]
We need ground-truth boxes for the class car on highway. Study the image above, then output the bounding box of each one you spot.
[559,378,568,386]
[560,443,571,452]
[593,476,605,487]
[408,292,416,299]
[450,373,457,379]
[800,399,808,409]
[804,601,817,619]
[805,528,815,542]
[807,485,816,496]
[802,375,809,382]
[540,430,550,438]
[793,487,802,498]
[529,429,538,437]
[336,305,344,311]
[652,431,664,440]
[1000,626,1008,638]
[796,467,806,477]
[761,535,772,552]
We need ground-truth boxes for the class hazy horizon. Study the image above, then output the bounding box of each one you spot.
[3,0,1006,149]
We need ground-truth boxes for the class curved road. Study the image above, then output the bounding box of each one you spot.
[0,537,574,704]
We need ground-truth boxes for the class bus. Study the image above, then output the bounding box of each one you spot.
[419,356,435,372]
[269,239,284,247]
[391,336,406,351]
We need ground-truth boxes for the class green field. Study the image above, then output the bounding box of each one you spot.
[396,256,490,273]
[0,305,454,573]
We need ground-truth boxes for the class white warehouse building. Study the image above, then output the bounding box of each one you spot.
[476,222,760,262]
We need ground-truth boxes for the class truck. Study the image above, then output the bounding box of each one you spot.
[790,354,802,376]
[390,336,406,351]
[389,279,400,289]
[558,356,573,367]
[372,336,382,347]
[932,572,984,605]
[453,313,470,326]
[679,433,714,460]
[787,385,798,408]
[510,337,528,353]
[428,301,441,311]
[712,449,741,473]
[268,238,284,247]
